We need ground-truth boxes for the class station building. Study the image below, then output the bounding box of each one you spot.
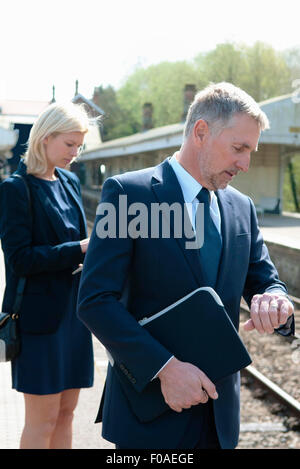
[78,92,300,220]
[0,84,104,176]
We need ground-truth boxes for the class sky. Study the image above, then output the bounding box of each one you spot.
[1,0,300,103]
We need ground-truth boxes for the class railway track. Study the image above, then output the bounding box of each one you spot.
[239,296,300,441]
[242,365,300,418]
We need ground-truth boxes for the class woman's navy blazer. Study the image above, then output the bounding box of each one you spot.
[0,160,87,334]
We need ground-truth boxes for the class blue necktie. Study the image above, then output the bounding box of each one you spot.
[196,188,222,288]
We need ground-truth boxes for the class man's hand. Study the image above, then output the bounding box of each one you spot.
[243,292,294,334]
[157,357,218,413]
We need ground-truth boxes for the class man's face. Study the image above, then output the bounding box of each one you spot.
[197,113,261,191]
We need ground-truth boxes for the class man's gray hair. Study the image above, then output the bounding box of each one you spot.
[184,82,270,138]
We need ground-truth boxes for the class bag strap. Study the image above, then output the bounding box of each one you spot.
[11,174,32,317]
[13,174,32,220]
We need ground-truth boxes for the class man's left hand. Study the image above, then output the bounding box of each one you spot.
[243,292,294,334]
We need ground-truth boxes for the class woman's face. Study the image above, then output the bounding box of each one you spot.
[43,132,85,170]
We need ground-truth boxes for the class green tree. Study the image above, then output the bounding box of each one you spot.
[283,155,300,212]
[94,42,299,139]
[283,47,300,81]
[194,41,291,102]
[93,85,139,141]
[283,47,300,99]
[240,42,291,102]
[194,42,246,86]
[116,60,205,131]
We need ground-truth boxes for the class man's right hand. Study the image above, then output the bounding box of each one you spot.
[157,357,218,413]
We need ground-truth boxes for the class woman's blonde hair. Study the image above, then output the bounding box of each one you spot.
[23,102,90,175]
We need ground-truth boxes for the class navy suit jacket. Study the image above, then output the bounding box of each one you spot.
[0,160,87,334]
[77,158,293,449]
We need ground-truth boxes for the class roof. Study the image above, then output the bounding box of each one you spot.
[0,99,49,124]
[80,93,300,161]
[80,122,184,161]
[259,93,294,106]
[72,94,105,116]
[259,93,300,145]
[0,93,105,126]
[0,126,19,151]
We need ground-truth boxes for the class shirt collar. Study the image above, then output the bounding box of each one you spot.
[169,152,216,205]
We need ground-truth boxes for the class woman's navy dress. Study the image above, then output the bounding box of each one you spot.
[12,177,94,394]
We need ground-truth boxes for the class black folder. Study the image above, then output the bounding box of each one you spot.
[111,287,251,422]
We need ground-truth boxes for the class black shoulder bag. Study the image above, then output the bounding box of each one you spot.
[0,174,31,362]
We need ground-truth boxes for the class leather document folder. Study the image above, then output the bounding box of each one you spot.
[111,287,252,422]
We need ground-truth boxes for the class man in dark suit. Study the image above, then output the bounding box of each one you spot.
[77,82,294,449]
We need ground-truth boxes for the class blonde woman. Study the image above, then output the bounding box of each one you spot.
[0,102,94,449]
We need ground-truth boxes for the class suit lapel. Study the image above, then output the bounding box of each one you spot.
[152,159,205,287]
[17,158,87,242]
